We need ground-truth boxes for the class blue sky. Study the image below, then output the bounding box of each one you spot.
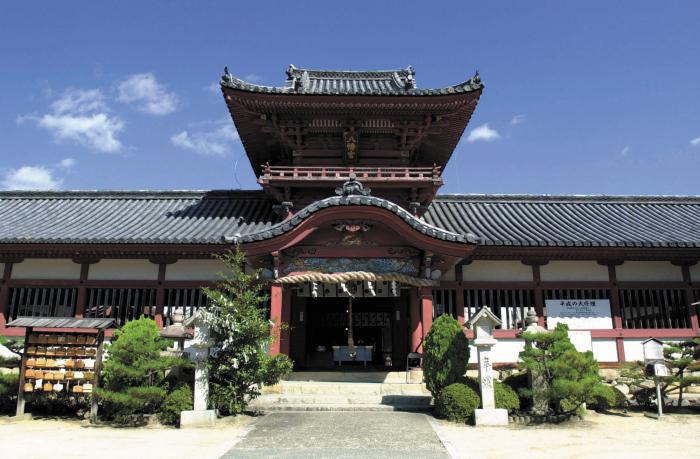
[1,1,699,195]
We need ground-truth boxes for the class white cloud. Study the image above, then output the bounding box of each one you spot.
[620,146,631,157]
[117,73,178,115]
[244,73,261,82]
[57,158,76,170]
[510,115,526,125]
[36,113,124,153]
[1,165,62,190]
[691,137,700,146]
[466,123,501,143]
[51,89,106,115]
[170,121,239,156]
[19,88,124,153]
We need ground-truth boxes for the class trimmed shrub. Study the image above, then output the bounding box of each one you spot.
[435,383,480,423]
[494,381,520,412]
[159,385,193,426]
[587,384,627,411]
[460,376,520,412]
[423,314,470,396]
[0,372,19,413]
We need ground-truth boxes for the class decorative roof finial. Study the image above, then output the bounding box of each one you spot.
[335,173,371,197]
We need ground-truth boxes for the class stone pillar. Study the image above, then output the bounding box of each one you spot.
[468,306,508,426]
[180,311,216,428]
[477,345,495,409]
[270,283,283,355]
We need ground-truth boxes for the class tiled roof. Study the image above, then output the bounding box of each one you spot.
[7,317,115,329]
[425,194,700,248]
[1,191,700,248]
[0,190,279,244]
[225,193,476,244]
[220,65,483,96]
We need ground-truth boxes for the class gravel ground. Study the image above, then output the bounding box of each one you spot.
[2,410,699,459]
[431,410,700,459]
[0,415,253,459]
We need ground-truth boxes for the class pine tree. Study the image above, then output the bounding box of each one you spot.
[95,316,190,424]
[201,248,293,415]
[662,339,700,407]
[519,322,603,415]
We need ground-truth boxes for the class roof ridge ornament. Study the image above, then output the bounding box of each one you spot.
[335,173,371,197]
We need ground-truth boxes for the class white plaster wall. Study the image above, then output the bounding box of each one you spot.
[89,259,158,280]
[468,339,525,364]
[616,261,682,282]
[11,259,81,280]
[166,259,229,281]
[592,339,619,362]
[540,261,609,282]
[462,261,532,282]
[689,264,700,283]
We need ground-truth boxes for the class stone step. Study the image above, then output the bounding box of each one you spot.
[272,381,430,396]
[250,393,432,407]
[285,371,421,384]
[250,404,401,412]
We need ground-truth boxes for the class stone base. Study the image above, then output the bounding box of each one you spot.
[474,408,509,426]
[180,409,217,428]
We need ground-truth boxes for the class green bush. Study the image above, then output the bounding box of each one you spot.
[0,372,19,413]
[460,376,520,412]
[159,385,193,426]
[494,381,520,412]
[587,384,627,411]
[435,383,480,423]
[422,315,470,396]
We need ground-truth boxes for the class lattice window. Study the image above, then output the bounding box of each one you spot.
[463,289,535,329]
[619,288,690,329]
[164,288,210,325]
[433,289,457,319]
[84,288,157,326]
[7,287,77,320]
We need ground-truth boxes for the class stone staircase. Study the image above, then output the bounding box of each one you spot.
[250,371,433,412]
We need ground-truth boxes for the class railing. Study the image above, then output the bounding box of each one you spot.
[7,287,77,320]
[618,288,690,329]
[260,164,442,181]
[84,288,157,326]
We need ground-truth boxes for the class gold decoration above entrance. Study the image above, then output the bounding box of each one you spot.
[275,270,438,287]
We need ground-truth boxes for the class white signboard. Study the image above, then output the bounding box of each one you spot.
[546,299,613,330]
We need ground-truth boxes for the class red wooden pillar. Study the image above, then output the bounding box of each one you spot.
[456,287,465,326]
[681,264,699,331]
[409,288,422,353]
[154,263,167,328]
[532,264,546,327]
[420,287,433,344]
[606,263,626,362]
[280,286,292,356]
[74,263,90,319]
[270,283,283,355]
[0,263,13,330]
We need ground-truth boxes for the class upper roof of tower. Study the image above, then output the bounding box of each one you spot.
[221,64,483,96]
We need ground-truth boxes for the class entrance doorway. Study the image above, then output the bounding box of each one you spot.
[290,293,409,370]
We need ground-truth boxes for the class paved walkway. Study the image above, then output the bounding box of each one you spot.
[221,411,450,459]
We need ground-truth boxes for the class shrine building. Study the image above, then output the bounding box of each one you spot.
[1,65,699,368]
